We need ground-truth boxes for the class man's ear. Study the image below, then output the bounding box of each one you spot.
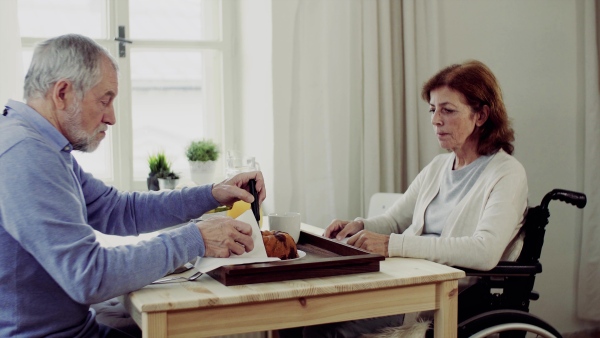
[476,105,490,127]
[51,80,72,110]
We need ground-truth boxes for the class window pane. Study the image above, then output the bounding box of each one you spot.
[131,49,221,181]
[129,0,221,41]
[18,0,106,38]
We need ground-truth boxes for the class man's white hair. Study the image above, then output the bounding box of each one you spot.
[24,34,119,101]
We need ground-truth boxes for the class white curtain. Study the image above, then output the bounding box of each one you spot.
[401,0,443,180]
[0,0,23,104]
[577,0,600,321]
[281,0,440,226]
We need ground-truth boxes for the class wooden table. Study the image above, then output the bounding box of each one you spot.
[122,223,465,338]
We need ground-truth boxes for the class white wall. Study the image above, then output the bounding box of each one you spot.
[434,0,589,332]
[234,0,275,214]
[270,0,299,217]
[0,0,23,104]
[236,0,595,333]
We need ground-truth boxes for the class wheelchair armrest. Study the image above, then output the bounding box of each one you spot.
[455,261,542,277]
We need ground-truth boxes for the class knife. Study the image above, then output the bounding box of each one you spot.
[249,179,260,222]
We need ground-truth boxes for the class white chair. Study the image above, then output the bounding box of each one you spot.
[367,192,403,218]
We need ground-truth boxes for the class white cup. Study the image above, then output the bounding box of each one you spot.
[268,212,301,243]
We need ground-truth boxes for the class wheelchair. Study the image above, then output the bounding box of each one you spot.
[443,189,587,337]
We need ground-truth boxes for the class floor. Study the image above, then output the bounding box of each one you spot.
[404,312,600,338]
[563,328,600,338]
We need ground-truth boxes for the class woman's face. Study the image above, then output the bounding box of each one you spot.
[429,86,484,155]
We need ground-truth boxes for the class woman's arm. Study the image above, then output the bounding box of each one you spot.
[392,156,528,270]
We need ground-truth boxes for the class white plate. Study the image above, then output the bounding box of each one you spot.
[286,249,306,261]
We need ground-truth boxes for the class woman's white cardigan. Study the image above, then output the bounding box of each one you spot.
[362,149,528,271]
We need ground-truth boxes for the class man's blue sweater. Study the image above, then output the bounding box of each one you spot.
[0,100,216,337]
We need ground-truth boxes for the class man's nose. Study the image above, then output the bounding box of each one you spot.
[103,105,116,125]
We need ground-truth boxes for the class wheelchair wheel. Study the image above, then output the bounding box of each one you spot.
[458,309,562,338]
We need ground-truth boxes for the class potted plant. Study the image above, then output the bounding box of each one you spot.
[186,139,220,185]
[156,170,180,190]
[147,152,179,190]
[147,152,167,191]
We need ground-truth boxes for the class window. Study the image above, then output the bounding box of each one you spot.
[18,0,230,191]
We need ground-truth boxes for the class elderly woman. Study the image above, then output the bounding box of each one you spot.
[282,60,528,338]
[327,60,527,270]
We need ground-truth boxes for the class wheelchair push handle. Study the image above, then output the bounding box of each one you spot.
[540,189,587,210]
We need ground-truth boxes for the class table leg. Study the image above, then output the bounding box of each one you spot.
[142,311,167,338]
[433,280,458,338]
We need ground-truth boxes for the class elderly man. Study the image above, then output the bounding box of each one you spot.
[0,34,264,337]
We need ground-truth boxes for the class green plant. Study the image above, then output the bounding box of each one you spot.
[148,152,179,179]
[186,139,219,162]
[148,152,170,174]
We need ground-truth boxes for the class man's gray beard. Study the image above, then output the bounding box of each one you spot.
[63,100,106,152]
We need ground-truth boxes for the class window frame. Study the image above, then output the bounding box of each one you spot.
[19,0,235,191]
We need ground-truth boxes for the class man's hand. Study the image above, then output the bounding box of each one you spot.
[196,217,254,258]
[347,230,390,257]
[212,171,266,208]
[323,219,365,241]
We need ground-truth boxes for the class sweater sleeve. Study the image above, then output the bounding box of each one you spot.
[389,154,528,270]
[361,177,420,234]
[361,158,437,245]
[0,139,209,303]
[76,159,220,236]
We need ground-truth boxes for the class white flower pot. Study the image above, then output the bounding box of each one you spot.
[158,178,179,190]
[189,160,217,185]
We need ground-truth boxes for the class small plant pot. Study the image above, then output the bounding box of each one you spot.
[189,160,217,185]
[158,178,179,190]
[147,173,160,191]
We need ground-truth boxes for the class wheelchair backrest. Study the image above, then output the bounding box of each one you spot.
[517,189,586,264]
[517,206,550,264]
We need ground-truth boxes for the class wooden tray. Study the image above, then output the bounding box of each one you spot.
[207,231,385,286]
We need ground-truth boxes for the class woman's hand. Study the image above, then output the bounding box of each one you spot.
[324,219,365,241]
[347,230,390,257]
[211,171,266,207]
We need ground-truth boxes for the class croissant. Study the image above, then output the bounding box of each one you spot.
[261,230,299,260]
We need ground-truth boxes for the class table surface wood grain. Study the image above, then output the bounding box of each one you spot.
[122,222,465,338]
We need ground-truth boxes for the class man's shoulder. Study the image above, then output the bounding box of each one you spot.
[0,118,48,156]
